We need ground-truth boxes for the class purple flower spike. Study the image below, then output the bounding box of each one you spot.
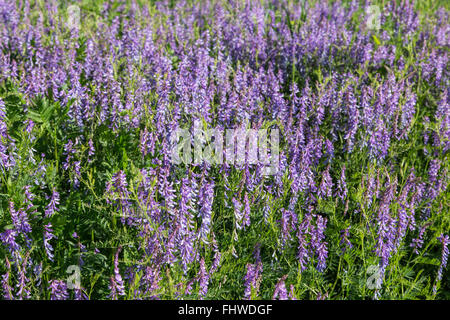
[49,280,68,300]
[45,189,60,218]
[109,246,126,299]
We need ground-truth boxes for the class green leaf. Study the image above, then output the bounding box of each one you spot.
[27,110,43,123]
[372,34,381,46]
[414,257,441,266]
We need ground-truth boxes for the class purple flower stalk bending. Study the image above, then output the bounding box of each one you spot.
[9,202,32,236]
[232,197,244,230]
[1,257,13,300]
[16,253,31,299]
[375,181,397,274]
[43,223,57,262]
[107,171,133,224]
[336,165,348,202]
[197,258,209,299]
[312,215,328,272]
[209,253,222,277]
[87,139,95,163]
[297,215,311,272]
[243,244,262,299]
[177,177,197,272]
[410,223,431,254]
[0,97,15,170]
[318,166,333,199]
[44,189,60,218]
[23,185,35,212]
[0,229,21,262]
[434,234,449,294]
[280,208,298,248]
[243,193,251,229]
[109,246,126,299]
[340,227,352,253]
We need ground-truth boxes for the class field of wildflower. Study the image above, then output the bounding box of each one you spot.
[0,0,448,301]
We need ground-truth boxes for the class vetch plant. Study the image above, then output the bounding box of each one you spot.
[0,0,448,301]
